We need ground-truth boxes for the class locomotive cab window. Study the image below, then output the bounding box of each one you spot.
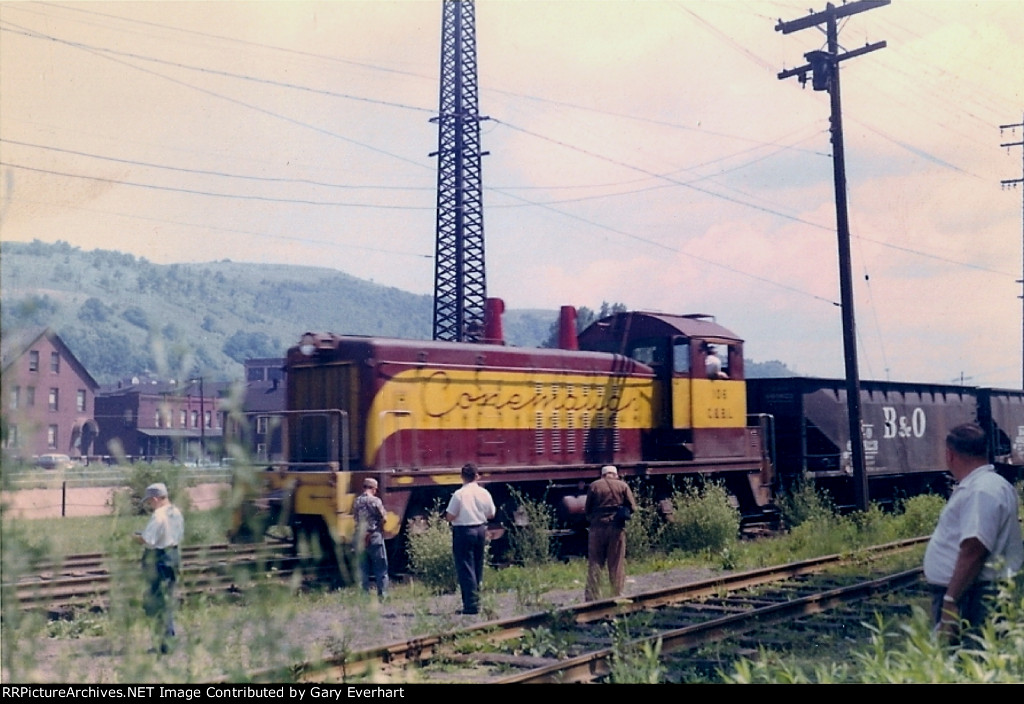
[672,339,690,375]
[627,339,665,370]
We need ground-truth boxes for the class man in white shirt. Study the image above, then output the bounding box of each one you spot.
[134,482,184,653]
[445,464,496,615]
[924,423,1023,640]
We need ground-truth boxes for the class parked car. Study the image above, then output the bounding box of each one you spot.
[36,453,74,470]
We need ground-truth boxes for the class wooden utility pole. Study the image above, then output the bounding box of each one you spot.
[776,0,888,511]
[1000,115,1024,390]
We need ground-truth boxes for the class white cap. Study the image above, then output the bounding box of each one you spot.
[601,465,618,477]
[143,483,168,500]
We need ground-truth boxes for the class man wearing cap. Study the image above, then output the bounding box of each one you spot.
[353,477,389,599]
[585,465,637,601]
[134,483,184,653]
[445,463,496,615]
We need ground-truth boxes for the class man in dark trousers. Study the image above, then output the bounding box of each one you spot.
[134,482,184,654]
[924,423,1022,640]
[445,463,496,615]
[585,465,638,601]
[353,477,389,600]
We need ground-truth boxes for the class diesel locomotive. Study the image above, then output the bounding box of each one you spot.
[231,302,774,558]
[230,301,1024,567]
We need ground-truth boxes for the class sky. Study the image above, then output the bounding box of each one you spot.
[1,0,1022,388]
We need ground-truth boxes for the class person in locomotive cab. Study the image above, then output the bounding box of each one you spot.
[133,482,184,655]
[353,477,389,600]
[445,463,496,615]
[705,344,728,379]
[924,423,1023,642]
[584,465,638,601]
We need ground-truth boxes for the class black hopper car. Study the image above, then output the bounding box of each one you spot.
[747,377,1024,508]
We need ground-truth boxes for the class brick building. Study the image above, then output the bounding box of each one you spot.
[1,328,100,460]
[95,377,223,461]
[240,358,286,461]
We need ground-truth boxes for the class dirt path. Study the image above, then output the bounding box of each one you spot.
[1,483,228,519]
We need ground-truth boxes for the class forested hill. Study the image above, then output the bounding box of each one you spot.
[0,240,553,384]
[1,240,794,385]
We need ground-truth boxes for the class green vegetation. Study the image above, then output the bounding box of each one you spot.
[726,576,1024,683]
[505,488,556,566]
[405,504,460,592]
[1,477,1012,683]
[659,482,740,556]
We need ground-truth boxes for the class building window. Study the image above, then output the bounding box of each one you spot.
[256,443,268,461]
[256,416,269,435]
[191,410,199,428]
[180,410,187,427]
[155,411,162,428]
[77,390,87,413]
[29,351,39,372]
[48,388,59,411]
[26,387,35,407]
[7,424,18,448]
[204,411,212,429]
[50,352,60,374]
[47,425,58,449]
[9,387,19,410]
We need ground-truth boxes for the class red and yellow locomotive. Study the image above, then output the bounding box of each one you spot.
[237,303,773,559]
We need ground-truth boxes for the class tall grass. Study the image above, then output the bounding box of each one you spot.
[405,503,459,592]
[505,488,556,566]
[726,575,1024,683]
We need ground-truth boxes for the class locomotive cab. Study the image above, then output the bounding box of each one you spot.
[578,312,751,460]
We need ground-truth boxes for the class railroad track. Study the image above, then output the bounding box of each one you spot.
[10,542,296,609]
[249,536,928,683]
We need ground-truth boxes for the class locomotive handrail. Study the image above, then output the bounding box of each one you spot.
[264,409,350,472]
[749,413,776,467]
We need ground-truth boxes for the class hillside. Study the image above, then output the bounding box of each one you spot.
[0,240,554,383]
[1,240,794,384]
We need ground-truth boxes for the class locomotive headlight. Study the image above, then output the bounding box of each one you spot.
[299,333,318,357]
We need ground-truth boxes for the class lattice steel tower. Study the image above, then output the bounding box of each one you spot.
[431,0,488,342]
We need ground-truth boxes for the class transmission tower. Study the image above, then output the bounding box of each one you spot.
[431,0,489,342]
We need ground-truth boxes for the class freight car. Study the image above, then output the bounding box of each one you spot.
[746,377,1024,508]
[231,304,774,570]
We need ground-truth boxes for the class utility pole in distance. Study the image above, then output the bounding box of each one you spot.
[776,0,888,512]
[1000,115,1024,390]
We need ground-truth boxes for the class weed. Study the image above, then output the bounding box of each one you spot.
[777,478,834,529]
[506,487,555,566]
[659,481,739,555]
[724,575,1024,683]
[513,626,575,659]
[405,503,458,593]
[605,611,662,683]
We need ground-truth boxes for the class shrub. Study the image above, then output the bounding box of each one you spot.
[893,493,945,537]
[778,479,834,529]
[659,482,740,555]
[406,504,457,592]
[624,485,665,560]
[109,461,193,516]
[506,488,555,566]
